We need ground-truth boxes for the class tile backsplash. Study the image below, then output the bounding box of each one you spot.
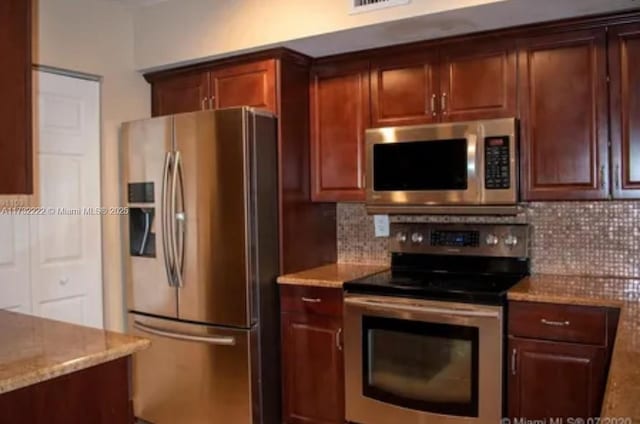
[337,202,640,278]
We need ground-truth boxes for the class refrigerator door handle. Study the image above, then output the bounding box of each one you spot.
[171,150,185,288]
[133,320,236,346]
[161,151,176,287]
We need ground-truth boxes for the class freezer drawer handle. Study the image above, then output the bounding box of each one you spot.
[133,321,236,346]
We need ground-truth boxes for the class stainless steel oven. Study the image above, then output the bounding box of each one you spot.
[365,118,518,215]
[344,295,503,424]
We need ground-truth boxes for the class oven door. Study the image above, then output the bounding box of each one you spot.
[365,121,482,207]
[344,295,503,424]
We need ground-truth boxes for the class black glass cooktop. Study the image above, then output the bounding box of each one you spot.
[344,253,529,305]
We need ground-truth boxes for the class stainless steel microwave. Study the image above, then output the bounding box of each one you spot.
[365,118,519,215]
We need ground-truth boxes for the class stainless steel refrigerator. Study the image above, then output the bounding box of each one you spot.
[120,108,280,424]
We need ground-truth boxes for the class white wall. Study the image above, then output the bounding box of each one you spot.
[133,0,639,71]
[35,0,151,331]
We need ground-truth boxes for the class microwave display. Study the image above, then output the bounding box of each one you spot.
[373,139,468,191]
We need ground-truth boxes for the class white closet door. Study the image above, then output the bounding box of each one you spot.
[30,71,103,328]
[0,215,30,313]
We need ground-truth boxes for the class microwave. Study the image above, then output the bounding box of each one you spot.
[365,118,519,215]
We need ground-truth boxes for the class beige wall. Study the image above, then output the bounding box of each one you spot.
[35,0,151,331]
[133,0,505,69]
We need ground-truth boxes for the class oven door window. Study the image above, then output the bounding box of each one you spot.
[362,315,479,417]
[372,139,468,191]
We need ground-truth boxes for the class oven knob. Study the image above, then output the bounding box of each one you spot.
[504,234,519,247]
[411,232,424,244]
[485,234,499,246]
[395,232,407,243]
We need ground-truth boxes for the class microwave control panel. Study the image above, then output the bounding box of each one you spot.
[484,136,510,189]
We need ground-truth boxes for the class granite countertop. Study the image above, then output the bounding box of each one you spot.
[277,263,389,288]
[508,275,640,422]
[0,311,150,395]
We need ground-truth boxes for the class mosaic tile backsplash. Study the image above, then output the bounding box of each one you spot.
[337,202,640,278]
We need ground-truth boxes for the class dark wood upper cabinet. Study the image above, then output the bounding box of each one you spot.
[508,337,607,420]
[151,70,209,117]
[0,0,32,194]
[370,53,438,127]
[609,23,640,199]
[210,59,277,113]
[310,60,370,202]
[440,40,516,121]
[518,29,610,201]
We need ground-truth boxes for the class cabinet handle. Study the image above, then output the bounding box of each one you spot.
[201,98,207,110]
[615,163,621,190]
[301,297,321,303]
[336,328,343,351]
[511,348,517,375]
[599,165,605,189]
[430,94,437,116]
[540,318,570,327]
[209,96,215,109]
[441,93,447,115]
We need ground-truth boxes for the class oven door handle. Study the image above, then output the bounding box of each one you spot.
[344,297,501,319]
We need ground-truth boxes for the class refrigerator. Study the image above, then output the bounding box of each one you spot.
[120,108,280,424]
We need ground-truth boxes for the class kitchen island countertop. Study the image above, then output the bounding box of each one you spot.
[509,275,640,422]
[0,310,150,394]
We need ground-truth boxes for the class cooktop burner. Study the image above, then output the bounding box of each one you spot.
[343,223,530,305]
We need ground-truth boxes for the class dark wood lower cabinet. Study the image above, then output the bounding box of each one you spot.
[281,285,344,424]
[0,357,132,424]
[508,337,607,420]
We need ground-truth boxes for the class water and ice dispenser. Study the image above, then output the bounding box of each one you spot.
[128,182,156,258]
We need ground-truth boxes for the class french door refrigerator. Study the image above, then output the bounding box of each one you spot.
[121,108,280,424]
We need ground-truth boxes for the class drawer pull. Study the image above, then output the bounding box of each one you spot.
[301,297,322,303]
[540,318,570,327]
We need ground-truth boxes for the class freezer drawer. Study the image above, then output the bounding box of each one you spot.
[129,313,258,424]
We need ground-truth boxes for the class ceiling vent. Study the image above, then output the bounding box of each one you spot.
[350,0,411,14]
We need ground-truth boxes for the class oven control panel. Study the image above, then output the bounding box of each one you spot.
[391,223,529,258]
[484,136,511,190]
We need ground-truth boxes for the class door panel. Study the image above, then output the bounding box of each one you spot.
[129,313,253,424]
[174,109,251,327]
[31,72,103,328]
[121,115,177,318]
[310,60,370,202]
[0,215,30,313]
[281,312,344,424]
[508,337,607,420]
[440,41,516,121]
[152,71,209,117]
[210,59,277,113]
[609,23,640,198]
[370,53,438,127]
[519,29,609,200]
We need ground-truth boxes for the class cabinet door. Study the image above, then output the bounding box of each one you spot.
[370,52,438,127]
[151,71,209,117]
[310,61,370,202]
[0,0,32,194]
[609,23,640,199]
[518,29,609,200]
[508,337,607,420]
[440,40,516,121]
[210,59,277,114]
[281,312,344,424]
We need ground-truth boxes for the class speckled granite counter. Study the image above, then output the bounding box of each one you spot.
[0,310,150,394]
[277,263,389,288]
[509,275,640,422]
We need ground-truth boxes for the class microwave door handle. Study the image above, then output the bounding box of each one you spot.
[161,151,175,287]
[344,297,500,319]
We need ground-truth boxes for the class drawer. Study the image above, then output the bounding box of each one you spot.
[280,285,343,317]
[509,301,607,345]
